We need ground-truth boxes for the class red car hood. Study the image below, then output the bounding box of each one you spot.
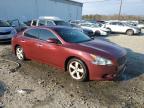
[77,39,127,59]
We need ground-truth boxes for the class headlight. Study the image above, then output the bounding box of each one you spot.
[90,54,112,65]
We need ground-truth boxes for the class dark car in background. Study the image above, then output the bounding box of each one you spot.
[12,26,127,81]
[8,19,28,32]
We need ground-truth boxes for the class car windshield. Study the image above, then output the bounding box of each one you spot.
[0,20,10,27]
[54,21,71,27]
[54,28,92,43]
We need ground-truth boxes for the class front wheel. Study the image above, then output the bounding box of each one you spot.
[16,46,25,61]
[126,30,134,36]
[67,58,88,81]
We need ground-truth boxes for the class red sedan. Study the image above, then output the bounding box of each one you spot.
[12,26,127,81]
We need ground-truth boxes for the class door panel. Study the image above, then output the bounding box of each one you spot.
[21,28,40,59]
[34,28,68,67]
[36,40,66,67]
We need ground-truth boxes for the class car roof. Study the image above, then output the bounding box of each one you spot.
[39,16,62,21]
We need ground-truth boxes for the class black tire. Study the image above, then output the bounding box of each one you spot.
[15,46,26,61]
[67,58,88,81]
[95,31,101,36]
[126,29,134,36]
[107,28,112,32]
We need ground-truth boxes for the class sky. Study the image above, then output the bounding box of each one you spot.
[73,0,144,16]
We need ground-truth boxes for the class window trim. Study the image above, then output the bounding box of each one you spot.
[23,28,63,44]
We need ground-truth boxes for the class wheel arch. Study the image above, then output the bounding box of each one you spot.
[126,29,134,33]
[64,56,89,81]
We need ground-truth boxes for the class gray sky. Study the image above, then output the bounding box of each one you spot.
[73,0,144,16]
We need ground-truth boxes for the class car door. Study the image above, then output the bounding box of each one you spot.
[22,28,40,60]
[36,28,64,66]
[114,22,126,33]
[109,22,119,32]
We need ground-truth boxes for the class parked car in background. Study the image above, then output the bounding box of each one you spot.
[0,20,17,42]
[137,20,144,29]
[70,23,93,37]
[12,26,127,81]
[105,21,141,36]
[79,23,110,36]
[137,23,144,29]
[25,16,83,32]
[8,19,28,32]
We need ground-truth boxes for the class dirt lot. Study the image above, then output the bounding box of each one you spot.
[0,31,144,108]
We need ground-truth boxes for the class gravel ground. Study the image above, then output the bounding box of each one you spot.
[0,31,144,108]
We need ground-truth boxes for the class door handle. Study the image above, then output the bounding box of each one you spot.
[21,40,26,43]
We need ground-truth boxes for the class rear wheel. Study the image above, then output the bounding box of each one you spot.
[126,29,134,36]
[67,58,88,81]
[95,30,101,36]
[16,46,25,61]
[107,28,111,32]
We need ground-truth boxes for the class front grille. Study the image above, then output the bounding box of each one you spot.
[0,31,11,35]
[0,38,11,42]
[88,31,94,36]
[117,56,127,66]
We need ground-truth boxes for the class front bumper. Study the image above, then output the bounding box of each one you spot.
[0,34,14,42]
[134,29,141,34]
[100,31,108,36]
[88,63,127,81]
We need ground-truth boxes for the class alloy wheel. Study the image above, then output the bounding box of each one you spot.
[68,61,85,80]
[16,46,24,60]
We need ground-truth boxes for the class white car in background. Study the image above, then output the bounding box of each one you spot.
[79,23,110,36]
[26,16,83,32]
[105,21,141,36]
[137,24,144,29]
[0,20,17,42]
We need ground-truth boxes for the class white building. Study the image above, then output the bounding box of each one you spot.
[0,0,83,21]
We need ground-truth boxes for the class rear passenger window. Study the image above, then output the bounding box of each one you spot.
[39,29,57,41]
[38,20,46,26]
[110,22,118,25]
[46,21,55,26]
[24,29,39,39]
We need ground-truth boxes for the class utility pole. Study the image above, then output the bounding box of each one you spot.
[118,0,123,20]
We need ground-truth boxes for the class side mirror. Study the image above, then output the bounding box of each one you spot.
[47,38,59,44]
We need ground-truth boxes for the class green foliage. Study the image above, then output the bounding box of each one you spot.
[82,14,144,21]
